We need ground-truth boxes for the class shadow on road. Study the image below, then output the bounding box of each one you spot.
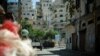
[38,54,59,56]
[37,47,100,56]
[49,49,99,56]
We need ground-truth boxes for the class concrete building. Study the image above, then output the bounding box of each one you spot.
[64,0,100,53]
[54,0,63,5]
[21,0,35,20]
[34,2,44,29]
[63,0,76,50]
[40,0,53,28]
[76,0,100,53]
[7,0,35,26]
[51,0,67,38]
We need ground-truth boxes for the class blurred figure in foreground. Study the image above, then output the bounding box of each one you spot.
[0,5,37,56]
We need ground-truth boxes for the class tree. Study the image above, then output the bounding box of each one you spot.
[32,29,45,40]
[66,0,77,25]
[44,29,58,40]
[20,19,34,38]
[68,0,76,18]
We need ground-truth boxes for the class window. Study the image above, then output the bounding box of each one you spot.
[29,7,31,9]
[66,5,68,11]
[60,15,63,17]
[46,0,49,2]
[61,24,64,26]
[27,13,29,15]
[44,4,45,6]
[54,24,57,26]
[32,14,34,16]
[69,37,72,43]
[59,9,63,12]
[38,23,40,25]
[55,14,57,18]
[28,1,31,2]
[88,19,94,25]
[23,13,25,15]
[10,3,14,5]
[60,20,63,22]
[59,28,62,30]
[20,3,22,5]
[87,0,94,4]
[97,16,100,21]
[54,10,57,12]
[85,4,89,14]
[26,4,28,5]
[33,22,35,25]
[82,23,86,27]
[67,39,69,43]
[49,4,51,6]
[76,0,80,9]
[15,3,17,5]
[60,5,64,8]
[47,4,48,6]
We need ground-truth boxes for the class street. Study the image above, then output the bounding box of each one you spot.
[36,47,90,56]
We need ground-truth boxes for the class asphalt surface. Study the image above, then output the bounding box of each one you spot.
[36,47,95,56]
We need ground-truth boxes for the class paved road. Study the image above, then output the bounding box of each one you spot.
[37,47,63,56]
[36,47,93,56]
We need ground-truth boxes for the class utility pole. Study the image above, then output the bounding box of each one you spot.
[18,0,22,23]
[93,0,97,53]
[18,0,22,36]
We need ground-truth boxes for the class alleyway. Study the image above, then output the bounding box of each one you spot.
[36,47,98,56]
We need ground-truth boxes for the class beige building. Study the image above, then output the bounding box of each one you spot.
[7,0,35,26]
[51,0,68,38]
[21,0,35,19]
[34,2,44,29]
[40,0,53,28]
[65,24,75,49]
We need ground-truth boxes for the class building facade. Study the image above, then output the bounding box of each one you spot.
[64,0,100,53]
[50,0,67,38]
[34,2,44,29]
[7,0,35,25]
[21,0,35,19]
[40,0,53,28]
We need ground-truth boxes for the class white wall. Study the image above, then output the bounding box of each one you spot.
[41,0,53,26]
[21,0,34,19]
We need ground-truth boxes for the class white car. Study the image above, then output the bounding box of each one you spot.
[32,40,42,50]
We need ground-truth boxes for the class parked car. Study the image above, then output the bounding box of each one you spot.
[43,41,55,48]
[32,39,42,50]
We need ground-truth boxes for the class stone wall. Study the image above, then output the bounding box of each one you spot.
[66,24,75,49]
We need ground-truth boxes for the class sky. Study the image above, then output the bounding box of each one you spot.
[33,0,40,8]
[8,0,40,8]
[8,0,55,8]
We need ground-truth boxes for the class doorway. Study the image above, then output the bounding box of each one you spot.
[96,24,100,53]
[79,29,86,51]
[72,33,78,50]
